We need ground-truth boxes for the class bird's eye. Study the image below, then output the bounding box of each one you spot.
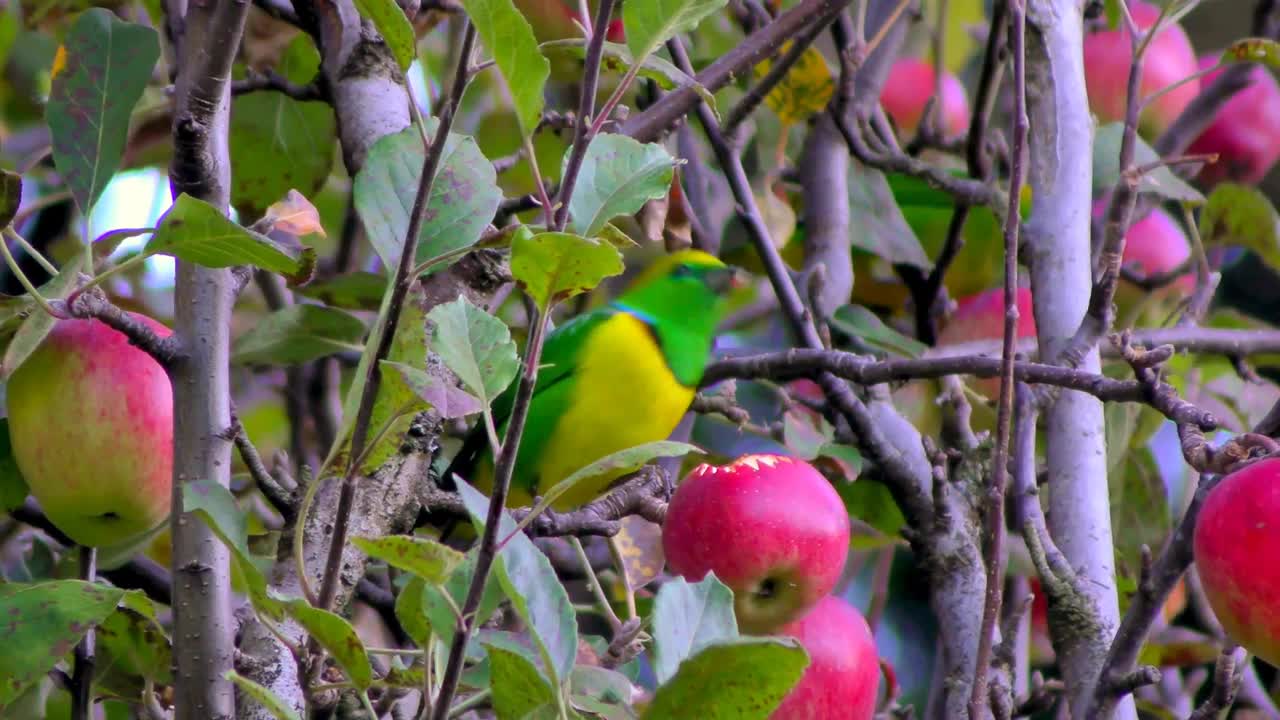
[671,264,695,278]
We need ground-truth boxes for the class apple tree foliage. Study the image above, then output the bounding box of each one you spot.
[3,0,1280,718]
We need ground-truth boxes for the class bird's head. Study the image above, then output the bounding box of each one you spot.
[618,250,745,320]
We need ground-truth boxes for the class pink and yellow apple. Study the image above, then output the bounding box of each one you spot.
[662,453,851,634]
[768,595,880,720]
[1083,0,1200,137]
[935,287,1038,398]
[6,315,173,548]
[1187,55,1280,186]
[880,57,971,138]
[1193,456,1280,667]
[1106,203,1194,319]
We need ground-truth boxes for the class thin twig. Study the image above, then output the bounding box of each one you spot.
[553,0,619,231]
[722,12,836,134]
[70,546,97,720]
[229,68,326,102]
[669,34,933,526]
[915,0,1006,343]
[228,414,295,519]
[968,3,1025,716]
[315,23,477,613]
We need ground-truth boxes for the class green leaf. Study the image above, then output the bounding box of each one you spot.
[230,35,337,218]
[359,292,432,474]
[642,637,808,720]
[1092,123,1204,204]
[565,134,678,237]
[486,643,559,719]
[540,39,717,109]
[182,480,282,620]
[651,574,739,684]
[782,409,829,460]
[830,304,928,358]
[427,296,520,408]
[295,271,389,311]
[147,194,317,286]
[96,593,172,685]
[395,577,433,648]
[231,304,366,365]
[283,599,373,690]
[0,419,29,512]
[848,160,930,268]
[380,360,483,419]
[1198,182,1280,270]
[839,479,906,550]
[528,441,699,517]
[623,0,729,63]
[0,169,19,228]
[354,0,417,71]
[459,480,578,685]
[0,580,125,710]
[511,229,625,310]
[422,548,507,644]
[325,276,397,472]
[1112,448,1170,611]
[46,8,159,216]
[1220,37,1280,67]
[353,123,501,274]
[353,535,465,585]
[462,0,549,137]
[226,670,303,720]
[0,254,84,380]
[571,665,636,711]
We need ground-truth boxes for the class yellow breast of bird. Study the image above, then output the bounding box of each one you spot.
[536,311,696,509]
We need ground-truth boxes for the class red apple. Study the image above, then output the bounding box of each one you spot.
[1193,456,1280,667]
[1187,55,1280,186]
[663,454,851,634]
[935,287,1038,398]
[1104,203,1195,317]
[768,596,880,720]
[6,315,174,548]
[880,57,970,138]
[1083,0,1200,137]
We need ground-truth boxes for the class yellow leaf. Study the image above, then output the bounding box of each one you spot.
[754,42,834,125]
[51,45,67,80]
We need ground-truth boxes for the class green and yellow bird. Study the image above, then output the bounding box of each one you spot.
[445,249,741,511]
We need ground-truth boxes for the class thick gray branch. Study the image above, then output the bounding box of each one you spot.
[1023,2,1132,718]
[167,0,250,718]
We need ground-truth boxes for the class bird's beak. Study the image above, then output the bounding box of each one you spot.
[709,265,748,293]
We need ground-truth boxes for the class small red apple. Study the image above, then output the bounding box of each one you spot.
[880,57,971,138]
[1194,456,1280,667]
[6,315,174,549]
[1104,203,1195,316]
[935,287,1038,398]
[662,454,851,634]
[1187,55,1280,186]
[1083,0,1200,137]
[768,595,880,720]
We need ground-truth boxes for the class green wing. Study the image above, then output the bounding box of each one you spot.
[446,306,617,491]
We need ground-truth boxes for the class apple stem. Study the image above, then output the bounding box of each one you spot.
[70,546,97,720]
